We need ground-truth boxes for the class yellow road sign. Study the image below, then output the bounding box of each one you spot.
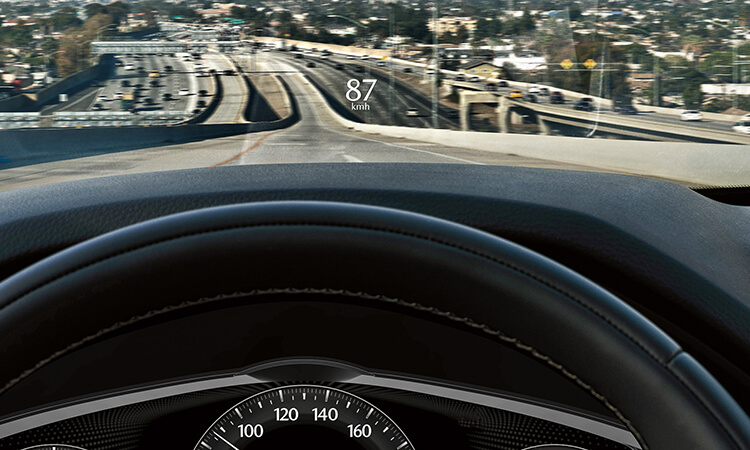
[584,59,597,69]
[560,59,574,69]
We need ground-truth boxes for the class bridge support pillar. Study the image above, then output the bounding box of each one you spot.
[538,116,553,135]
[459,91,470,131]
[498,96,511,133]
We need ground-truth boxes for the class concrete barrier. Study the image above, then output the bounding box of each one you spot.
[243,74,281,122]
[0,95,36,113]
[34,55,114,107]
[183,73,222,124]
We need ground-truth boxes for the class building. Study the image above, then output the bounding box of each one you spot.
[457,61,504,78]
[427,16,478,35]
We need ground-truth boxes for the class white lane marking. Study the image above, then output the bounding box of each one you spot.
[343,154,363,163]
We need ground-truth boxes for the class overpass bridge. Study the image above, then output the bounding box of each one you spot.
[91,41,241,55]
[456,89,750,144]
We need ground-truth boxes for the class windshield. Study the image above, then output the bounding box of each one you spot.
[1,0,749,191]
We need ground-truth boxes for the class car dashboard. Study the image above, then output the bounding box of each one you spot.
[0,163,749,450]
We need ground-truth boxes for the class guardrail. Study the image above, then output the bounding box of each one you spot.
[0,113,41,129]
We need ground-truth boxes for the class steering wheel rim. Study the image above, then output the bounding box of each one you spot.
[0,201,748,449]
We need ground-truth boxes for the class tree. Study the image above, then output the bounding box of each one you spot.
[51,7,83,31]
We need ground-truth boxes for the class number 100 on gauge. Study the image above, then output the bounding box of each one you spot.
[194,385,414,449]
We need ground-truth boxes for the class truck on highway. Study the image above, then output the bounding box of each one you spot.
[120,92,134,112]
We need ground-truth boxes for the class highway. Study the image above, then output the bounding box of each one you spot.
[41,53,215,120]
[274,51,473,129]
[0,54,607,192]
[202,53,248,124]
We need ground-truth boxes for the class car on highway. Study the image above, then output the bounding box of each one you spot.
[403,67,413,73]
[485,83,498,91]
[142,98,154,106]
[149,80,160,87]
[120,80,131,87]
[528,85,541,94]
[539,87,550,96]
[498,80,509,87]
[405,107,419,117]
[525,93,538,103]
[360,55,369,60]
[306,62,316,68]
[346,55,355,59]
[680,110,703,121]
[96,94,108,102]
[294,53,304,59]
[113,92,123,100]
[3,6,750,450]
[91,103,104,111]
[124,64,134,71]
[161,92,173,100]
[335,63,345,70]
[354,66,365,73]
[574,98,595,111]
[149,70,160,78]
[223,69,235,76]
[732,120,750,133]
[468,75,480,82]
[197,100,207,108]
[164,65,173,72]
[455,74,466,81]
[550,91,565,104]
[509,90,523,98]
[198,89,210,96]
[178,88,190,96]
[617,105,638,115]
[377,60,386,66]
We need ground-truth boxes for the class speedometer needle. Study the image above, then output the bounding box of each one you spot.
[215,432,239,450]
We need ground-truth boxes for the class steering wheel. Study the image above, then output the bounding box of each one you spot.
[0,201,748,449]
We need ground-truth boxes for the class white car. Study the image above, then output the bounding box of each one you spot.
[178,88,190,96]
[425,69,435,75]
[346,55,355,60]
[468,75,480,82]
[406,108,419,117]
[113,92,123,100]
[732,120,750,133]
[96,95,108,102]
[528,85,542,94]
[124,65,134,71]
[680,110,703,121]
[360,55,369,60]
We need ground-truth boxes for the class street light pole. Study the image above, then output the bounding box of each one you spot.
[432,0,439,129]
[389,3,395,125]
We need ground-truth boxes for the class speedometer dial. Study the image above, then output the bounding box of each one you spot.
[195,385,414,449]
